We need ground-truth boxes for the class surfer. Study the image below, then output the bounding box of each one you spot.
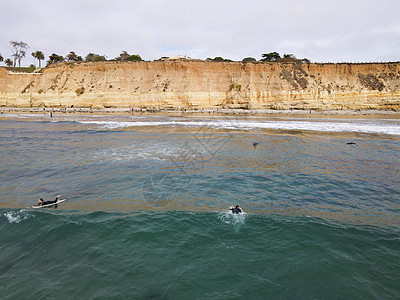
[37,195,61,206]
[230,205,242,214]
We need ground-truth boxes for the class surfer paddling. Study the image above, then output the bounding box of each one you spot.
[37,195,61,206]
[230,205,242,214]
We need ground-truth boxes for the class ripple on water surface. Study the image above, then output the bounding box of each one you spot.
[0,114,399,298]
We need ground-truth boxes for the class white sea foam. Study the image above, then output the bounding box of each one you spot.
[0,113,46,118]
[89,141,204,162]
[80,121,176,130]
[2,113,399,135]
[79,119,400,136]
[4,210,31,224]
[219,210,247,226]
[233,120,400,135]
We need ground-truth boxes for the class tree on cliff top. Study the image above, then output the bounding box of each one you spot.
[32,51,45,68]
[115,51,143,62]
[281,54,297,62]
[66,51,83,62]
[116,51,129,61]
[126,54,143,61]
[85,53,107,62]
[261,52,311,63]
[206,57,233,62]
[5,58,13,67]
[31,52,36,67]
[261,52,281,62]
[10,41,29,67]
[242,57,256,62]
[47,53,64,65]
[0,54,3,62]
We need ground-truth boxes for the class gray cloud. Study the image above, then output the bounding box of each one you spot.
[1,0,399,65]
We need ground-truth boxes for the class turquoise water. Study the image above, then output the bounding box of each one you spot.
[1,113,400,299]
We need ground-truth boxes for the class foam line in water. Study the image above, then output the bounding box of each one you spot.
[79,119,400,135]
[2,113,399,135]
[0,113,46,118]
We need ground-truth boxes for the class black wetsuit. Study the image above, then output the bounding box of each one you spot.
[40,198,59,206]
[230,207,242,214]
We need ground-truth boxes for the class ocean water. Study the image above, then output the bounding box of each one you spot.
[1,112,399,299]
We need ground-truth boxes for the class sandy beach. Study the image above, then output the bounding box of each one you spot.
[1,106,399,120]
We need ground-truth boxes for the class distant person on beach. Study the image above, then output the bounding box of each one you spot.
[37,195,61,206]
[230,205,242,214]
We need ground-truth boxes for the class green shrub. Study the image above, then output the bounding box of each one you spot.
[75,87,85,96]
[126,54,143,61]
[207,57,233,62]
[242,57,256,62]
[228,83,242,92]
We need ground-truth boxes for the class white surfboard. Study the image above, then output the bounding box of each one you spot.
[32,199,66,209]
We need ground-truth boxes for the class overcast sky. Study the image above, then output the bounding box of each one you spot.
[1,0,399,66]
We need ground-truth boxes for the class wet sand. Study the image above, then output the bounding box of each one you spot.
[1,106,399,120]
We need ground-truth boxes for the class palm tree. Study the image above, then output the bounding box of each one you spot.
[37,51,44,68]
[32,51,45,68]
[31,52,37,67]
[5,58,13,67]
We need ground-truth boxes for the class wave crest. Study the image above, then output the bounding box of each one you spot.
[3,210,32,224]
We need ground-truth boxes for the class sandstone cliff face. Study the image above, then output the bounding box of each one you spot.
[0,61,399,110]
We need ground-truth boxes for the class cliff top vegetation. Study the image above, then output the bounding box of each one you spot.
[2,40,399,73]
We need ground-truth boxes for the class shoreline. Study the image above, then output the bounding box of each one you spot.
[1,106,400,119]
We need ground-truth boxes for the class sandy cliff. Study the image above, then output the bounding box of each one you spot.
[1,61,399,110]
